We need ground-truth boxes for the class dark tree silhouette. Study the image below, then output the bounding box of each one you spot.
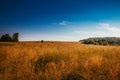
[41,40,44,43]
[12,32,19,42]
[0,34,12,42]
[0,33,19,42]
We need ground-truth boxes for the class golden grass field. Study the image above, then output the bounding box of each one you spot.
[0,42,120,80]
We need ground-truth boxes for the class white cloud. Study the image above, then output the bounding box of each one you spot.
[98,23,109,27]
[53,21,73,26]
[73,22,120,39]
[20,22,120,41]
[59,21,68,26]
[98,23,120,32]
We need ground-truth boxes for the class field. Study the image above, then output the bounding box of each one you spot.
[0,42,120,80]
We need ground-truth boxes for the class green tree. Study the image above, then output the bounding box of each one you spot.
[0,34,12,42]
[12,32,19,42]
[103,40,108,46]
[88,39,95,44]
[94,42,99,45]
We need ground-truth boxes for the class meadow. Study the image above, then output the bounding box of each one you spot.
[0,42,120,80]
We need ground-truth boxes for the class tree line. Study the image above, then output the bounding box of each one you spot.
[0,33,19,42]
[80,37,120,45]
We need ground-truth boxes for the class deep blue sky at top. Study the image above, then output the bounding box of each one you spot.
[1,0,120,41]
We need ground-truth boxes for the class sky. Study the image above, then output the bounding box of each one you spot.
[1,0,120,41]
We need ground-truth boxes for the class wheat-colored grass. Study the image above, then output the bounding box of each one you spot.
[0,42,120,80]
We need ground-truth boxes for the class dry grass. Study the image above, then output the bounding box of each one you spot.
[0,42,120,80]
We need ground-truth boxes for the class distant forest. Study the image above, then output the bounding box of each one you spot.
[80,37,120,45]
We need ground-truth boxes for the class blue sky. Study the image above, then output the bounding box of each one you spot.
[1,0,120,41]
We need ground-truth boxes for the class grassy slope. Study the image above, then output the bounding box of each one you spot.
[0,42,120,80]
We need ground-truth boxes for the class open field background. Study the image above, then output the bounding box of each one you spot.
[0,42,120,80]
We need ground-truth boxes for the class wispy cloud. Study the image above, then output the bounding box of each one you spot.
[74,22,120,38]
[21,22,120,41]
[59,21,68,26]
[53,21,73,26]
[98,23,120,32]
